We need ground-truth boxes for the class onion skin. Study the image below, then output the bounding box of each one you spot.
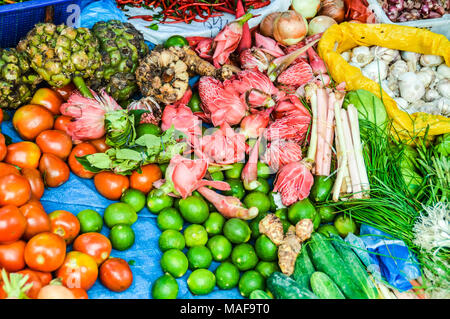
[273,11,308,46]
[318,0,345,23]
[37,285,75,299]
[260,12,281,37]
[292,0,321,19]
[308,15,337,35]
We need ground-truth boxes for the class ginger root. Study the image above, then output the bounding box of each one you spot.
[278,226,302,276]
[259,214,284,246]
[295,219,314,242]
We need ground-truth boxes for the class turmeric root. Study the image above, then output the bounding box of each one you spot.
[295,219,314,242]
[278,226,302,276]
[259,214,284,246]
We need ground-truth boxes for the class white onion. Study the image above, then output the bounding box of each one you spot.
[273,11,308,46]
[292,0,321,19]
[308,15,336,35]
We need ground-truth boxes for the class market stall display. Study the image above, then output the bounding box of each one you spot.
[0,0,449,300]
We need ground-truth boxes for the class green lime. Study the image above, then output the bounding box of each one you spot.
[187,246,212,270]
[203,212,225,236]
[157,208,184,231]
[179,195,209,224]
[238,270,265,297]
[173,198,180,210]
[224,163,245,179]
[318,206,338,223]
[136,123,162,138]
[313,211,321,230]
[243,191,271,215]
[249,211,269,239]
[187,91,202,113]
[187,269,216,295]
[215,262,240,290]
[257,162,272,179]
[317,224,340,237]
[254,178,270,194]
[77,209,103,233]
[255,261,280,278]
[231,243,259,271]
[147,190,174,214]
[275,208,292,233]
[109,224,135,251]
[121,188,146,213]
[159,163,168,176]
[103,203,138,228]
[160,249,188,278]
[222,179,246,200]
[287,198,317,225]
[164,35,189,48]
[223,218,251,244]
[207,235,232,261]
[159,229,185,252]
[310,175,334,202]
[255,235,277,262]
[210,171,224,181]
[152,274,178,299]
[334,214,358,238]
[184,224,208,247]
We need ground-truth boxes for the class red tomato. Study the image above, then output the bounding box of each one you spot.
[12,104,54,141]
[68,287,89,299]
[99,258,133,292]
[19,202,51,240]
[15,269,43,299]
[36,130,73,160]
[89,136,110,153]
[39,153,70,188]
[32,270,52,286]
[5,141,41,169]
[0,163,21,178]
[68,143,97,179]
[54,115,73,135]
[0,240,26,272]
[130,164,162,194]
[0,205,27,244]
[0,133,7,162]
[48,210,80,244]
[52,83,75,102]
[24,232,66,272]
[73,233,112,266]
[20,168,45,201]
[94,172,129,200]
[0,174,31,207]
[30,88,63,115]
[56,251,98,291]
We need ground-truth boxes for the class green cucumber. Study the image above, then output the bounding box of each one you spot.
[307,233,368,299]
[310,271,346,299]
[291,247,315,289]
[249,289,273,299]
[267,272,318,299]
[330,235,379,299]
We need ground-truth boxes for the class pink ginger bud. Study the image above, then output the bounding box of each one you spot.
[277,60,314,88]
[231,70,286,103]
[239,48,269,72]
[127,96,162,125]
[265,110,311,144]
[195,38,214,61]
[262,140,303,171]
[273,161,314,206]
[197,186,258,220]
[240,108,272,139]
[273,95,310,119]
[241,136,262,190]
[254,32,285,58]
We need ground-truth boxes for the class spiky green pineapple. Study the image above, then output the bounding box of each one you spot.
[90,20,149,103]
[17,23,102,97]
[0,48,41,109]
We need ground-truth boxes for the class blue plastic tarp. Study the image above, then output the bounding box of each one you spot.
[1,119,242,299]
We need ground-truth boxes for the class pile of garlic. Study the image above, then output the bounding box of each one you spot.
[341,46,450,117]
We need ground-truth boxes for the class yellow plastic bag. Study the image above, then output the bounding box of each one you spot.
[318,22,450,140]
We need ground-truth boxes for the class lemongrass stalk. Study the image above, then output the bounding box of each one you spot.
[321,92,335,176]
[334,126,348,198]
[347,104,370,196]
[332,101,347,202]
[341,109,362,199]
[305,83,318,164]
[315,88,328,176]
[374,281,397,299]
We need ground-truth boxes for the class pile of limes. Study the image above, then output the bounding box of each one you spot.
[151,162,283,299]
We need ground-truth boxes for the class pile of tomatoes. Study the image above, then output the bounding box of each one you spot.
[0,86,147,299]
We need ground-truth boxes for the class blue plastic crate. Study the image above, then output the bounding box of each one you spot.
[0,0,81,48]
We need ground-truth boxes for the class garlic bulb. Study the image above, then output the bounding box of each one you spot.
[437,79,450,99]
[350,46,373,68]
[424,88,441,102]
[381,80,397,98]
[389,60,408,80]
[362,59,388,82]
[394,97,409,111]
[419,54,444,68]
[341,51,351,62]
[370,46,399,63]
[400,51,420,72]
[418,102,441,115]
[436,64,450,79]
[416,68,435,88]
[436,97,450,117]
[398,72,425,103]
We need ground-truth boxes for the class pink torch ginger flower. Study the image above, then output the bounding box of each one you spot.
[273,94,310,119]
[231,70,286,103]
[307,47,331,87]
[195,123,247,165]
[245,89,275,108]
[199,76,248,127]
[262,140,303,171]
[240,108,272,139]
[197,186,258,220]
[213,13,253,68]
[239,48,269,72]
[265,112,311,144]
[277,60,314,88]
[155,155,230,199]
[127,96,162,125]
[273,161,314,206]
[195,38,214,61]
[60,89,122,142]
[241,136,262,190]
[254,32,285,58]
